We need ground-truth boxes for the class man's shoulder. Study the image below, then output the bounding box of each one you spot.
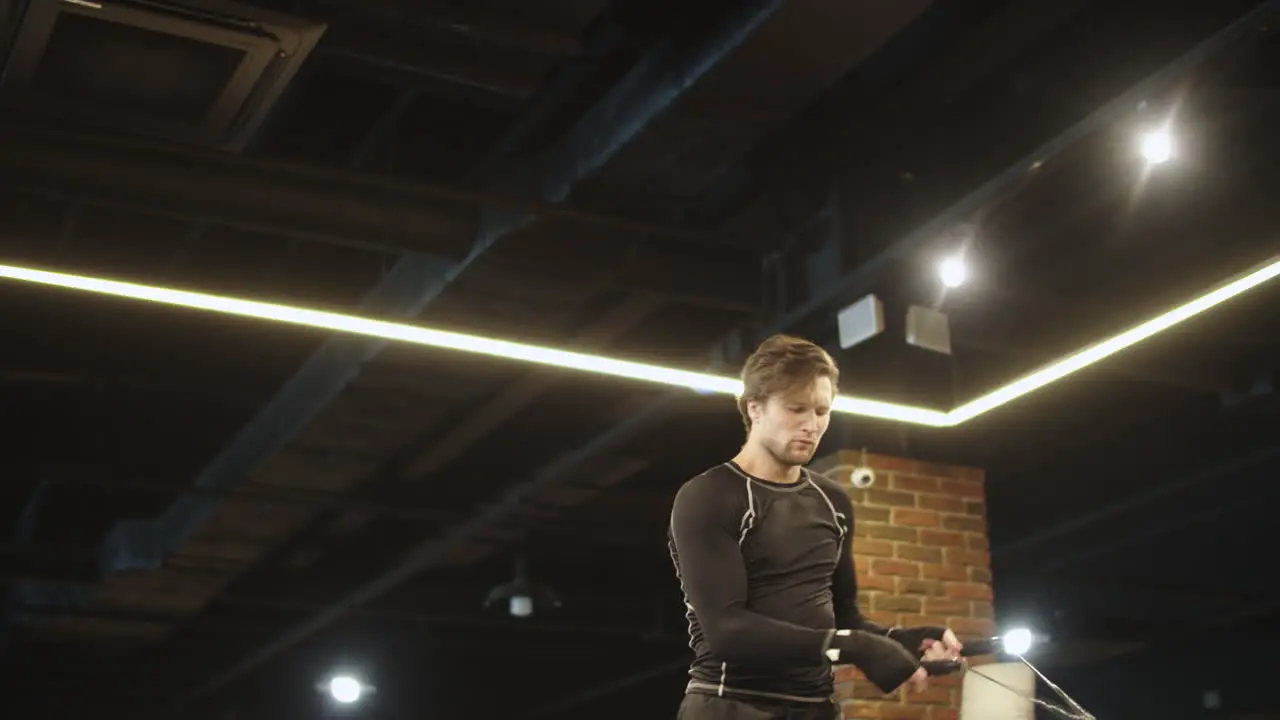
[678,463,743,493]
[673,464,747,507]
[806,469,853,506]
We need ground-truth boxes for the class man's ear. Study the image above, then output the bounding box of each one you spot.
[747,399,763,424]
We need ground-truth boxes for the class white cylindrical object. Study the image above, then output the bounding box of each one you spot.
[960,662,1034,720]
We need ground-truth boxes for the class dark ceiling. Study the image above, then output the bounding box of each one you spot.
[1,0,1278,718]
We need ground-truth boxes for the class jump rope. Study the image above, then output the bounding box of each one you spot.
[924,634,1095,720]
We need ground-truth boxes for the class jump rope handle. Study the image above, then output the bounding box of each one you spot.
[957,636,999,657]
[921,659,964,676]
[918,635,1011,676]
[919,635,1006,676]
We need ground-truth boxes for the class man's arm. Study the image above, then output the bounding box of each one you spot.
[829,490,892,635]
[669,475,833,666]
[828,485,962,660]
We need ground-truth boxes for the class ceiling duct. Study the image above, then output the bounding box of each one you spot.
[0,0,325,149]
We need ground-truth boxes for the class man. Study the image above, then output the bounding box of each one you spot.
[668,334,962,720]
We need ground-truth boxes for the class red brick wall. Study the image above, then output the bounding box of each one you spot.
[810,450,995,720]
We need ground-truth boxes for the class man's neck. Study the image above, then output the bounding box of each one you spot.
[733,445,804,485]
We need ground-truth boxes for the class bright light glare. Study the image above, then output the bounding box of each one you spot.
[509,594,533,618]
[1002,628,1034,656]
[1,257,1277,428]
[329,676,363,704]
[0,263,947,427]
[1139,128,1173,164]
[938,255,967,288]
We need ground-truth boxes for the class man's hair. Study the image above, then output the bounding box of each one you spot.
[737,334,839,431]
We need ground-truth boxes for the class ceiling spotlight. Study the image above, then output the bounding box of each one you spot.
[937,255,967,288]
[318,674,374,705]
[509,594,534,618]
[1139,128,1173,164]
[484,555,561,619]
[329,676,362,704]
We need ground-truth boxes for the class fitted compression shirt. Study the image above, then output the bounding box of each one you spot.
[667,462,887,701]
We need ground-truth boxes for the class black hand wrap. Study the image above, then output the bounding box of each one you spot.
[829,629,920,694]
[887,625,949,656]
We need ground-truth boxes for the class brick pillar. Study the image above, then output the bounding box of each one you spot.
[810,450,995,720]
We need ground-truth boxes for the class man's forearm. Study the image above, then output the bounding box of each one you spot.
[702,609,836,667]
[853,616,892,635]
[834,601,892,636]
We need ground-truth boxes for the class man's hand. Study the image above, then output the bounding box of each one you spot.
[904,640,967,694]
[922,629,964,662]
[889,626,963,660]
[829,629,923,694]
[922,639,959,663]
[940,628,963,658]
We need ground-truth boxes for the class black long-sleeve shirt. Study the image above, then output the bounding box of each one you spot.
[668,462,885,702]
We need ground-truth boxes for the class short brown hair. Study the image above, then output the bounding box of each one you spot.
[737,334,839,431]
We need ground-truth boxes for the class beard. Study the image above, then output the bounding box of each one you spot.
[764,437,817,467]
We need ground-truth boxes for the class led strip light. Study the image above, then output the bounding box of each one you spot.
[1,256,1277,427]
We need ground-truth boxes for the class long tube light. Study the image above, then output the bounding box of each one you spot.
[948,255,1280,423]
[0,263,950,425]
[1,256,1276,428]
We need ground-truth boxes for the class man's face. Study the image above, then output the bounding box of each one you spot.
[747,376,834,467]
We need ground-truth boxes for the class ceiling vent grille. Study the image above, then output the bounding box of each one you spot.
[0,0,325,149]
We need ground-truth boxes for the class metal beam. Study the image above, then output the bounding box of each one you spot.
[247,297,661,575]
[156,1,784,705]
[952,332,1238,395]
[0,123,739,258]
[393,296,664,483]
[992,442,1280,564]
[524,658,690,720]
[9,598,669,643]
[0,212,760,312]
[39,473,453,526]
[1,480,50,648]
[694,0,1095,227]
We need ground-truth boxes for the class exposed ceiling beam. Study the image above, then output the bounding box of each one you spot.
[953,332,1239,395]
[993,442,1280,565]
[0,121,742,259]
[396,296,664,483]
[10,597,665,643]
[309,0,586,58]
[708,0,1095,220]
[0,221,760,313]
[37,472,452,526]
[275,295,663,559]
[525,658,690,720]
[321,25,548,99]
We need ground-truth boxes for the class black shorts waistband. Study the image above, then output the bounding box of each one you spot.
[686,681,831,705]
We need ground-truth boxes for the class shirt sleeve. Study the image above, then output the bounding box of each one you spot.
[669,475,834,666]
[829,488,891,635]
